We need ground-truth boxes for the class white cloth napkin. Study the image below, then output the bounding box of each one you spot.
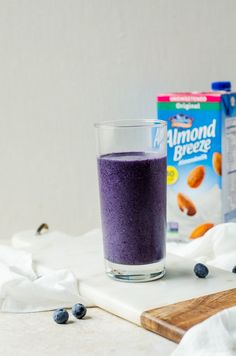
[169,223,236,356]
[171,306,236,356]
[0,230,94,312]
[167,222,236,272]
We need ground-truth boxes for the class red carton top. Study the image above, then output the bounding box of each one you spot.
[157,92,222,103]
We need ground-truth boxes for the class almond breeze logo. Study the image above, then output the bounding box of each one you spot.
[168,119,216,164]
[170,114,193,129]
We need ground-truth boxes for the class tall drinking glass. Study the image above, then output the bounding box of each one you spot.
[95,120,167,282]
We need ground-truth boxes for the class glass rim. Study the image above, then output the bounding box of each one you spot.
[94,119,167,129]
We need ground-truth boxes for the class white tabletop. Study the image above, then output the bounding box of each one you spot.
[0,308,177,356]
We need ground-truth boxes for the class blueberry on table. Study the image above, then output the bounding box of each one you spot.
[72,303,87,319]
[232,266,236,273]
[194,263,209,278]
[53,309,69,324]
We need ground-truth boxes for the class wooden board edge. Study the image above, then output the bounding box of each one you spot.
[140,311,184,343]
[140,288,236,343]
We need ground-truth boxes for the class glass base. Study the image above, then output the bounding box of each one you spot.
[105,259,165,282]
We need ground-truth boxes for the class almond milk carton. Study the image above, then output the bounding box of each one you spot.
[157,91,236,241]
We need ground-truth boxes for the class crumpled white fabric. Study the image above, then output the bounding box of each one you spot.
[168,222,236,272]
[169,223,236,356]
[0,231,94,312]
[171,306,236,356]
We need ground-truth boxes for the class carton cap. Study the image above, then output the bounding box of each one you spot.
[211,81,231,91]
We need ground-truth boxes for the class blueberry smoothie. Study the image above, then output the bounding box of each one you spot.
[97,152,166,265]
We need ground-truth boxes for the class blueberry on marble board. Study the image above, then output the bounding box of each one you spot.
[194,263,209,278]
[72,303,87,319]
[53,309,69,324]
[232,266,236,273]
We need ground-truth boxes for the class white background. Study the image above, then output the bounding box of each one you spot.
[0,0,235,238]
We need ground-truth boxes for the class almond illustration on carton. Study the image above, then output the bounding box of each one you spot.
[189,223,214,240]
[212,152,222,176]
[187,166,205,188]
[177,193,196,216]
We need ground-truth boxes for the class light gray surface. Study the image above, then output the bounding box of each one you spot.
[0,308,176,356]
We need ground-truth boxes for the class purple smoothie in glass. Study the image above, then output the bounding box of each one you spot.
[97,152,166,265]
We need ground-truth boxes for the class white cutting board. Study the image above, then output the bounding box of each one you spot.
[76,232,236,326]
[31,230,236,327]
[79,258,236,326]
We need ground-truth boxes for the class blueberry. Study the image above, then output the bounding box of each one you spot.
[53,308,69,324]
[232,266,236,273]
[194,263,209,278]
[72,303,87,319]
